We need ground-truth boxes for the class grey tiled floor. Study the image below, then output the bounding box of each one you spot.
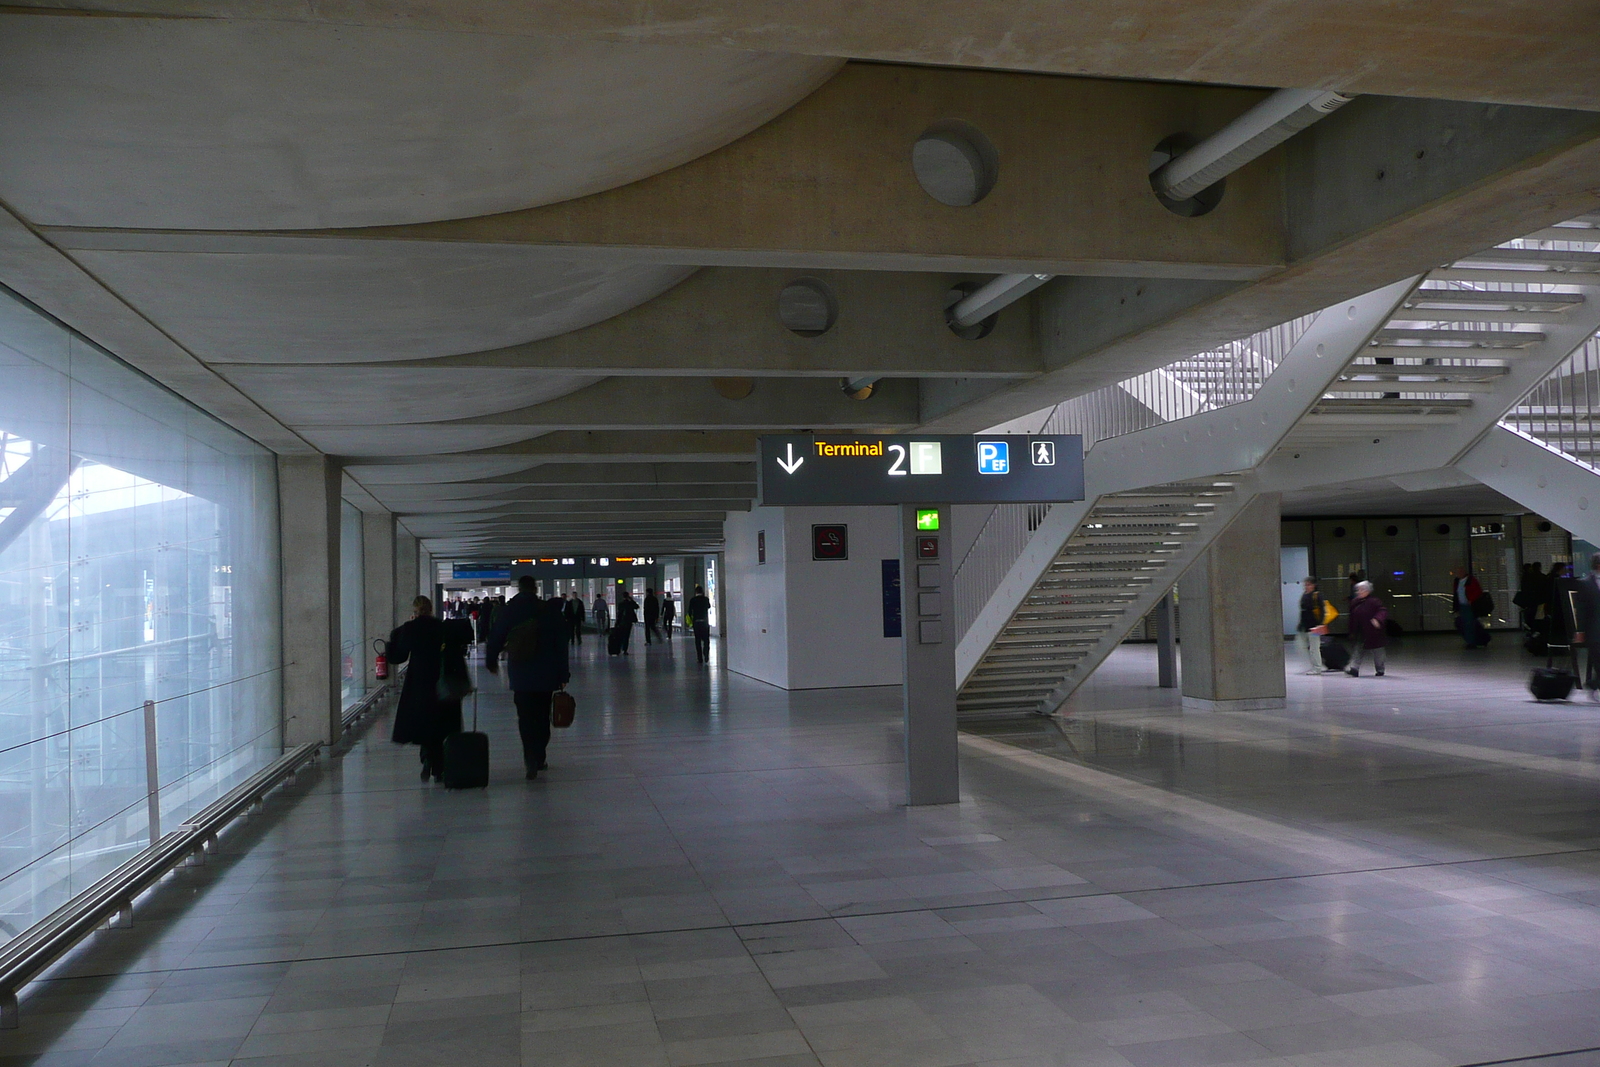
[11,633,1600,1066]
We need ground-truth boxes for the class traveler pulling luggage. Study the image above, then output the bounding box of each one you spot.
[443,689,489,789]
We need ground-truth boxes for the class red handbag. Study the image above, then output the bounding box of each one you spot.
[551,689,576,729]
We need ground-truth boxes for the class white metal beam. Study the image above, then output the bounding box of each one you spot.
[1456,425,1600,545]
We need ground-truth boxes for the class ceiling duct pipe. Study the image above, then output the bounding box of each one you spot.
[1151,88,1354,202]
[944,89,1352,332]
[949,272,1053,329]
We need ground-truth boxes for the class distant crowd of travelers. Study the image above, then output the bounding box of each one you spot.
[388,578,716,785]
[1293,557,1600,694]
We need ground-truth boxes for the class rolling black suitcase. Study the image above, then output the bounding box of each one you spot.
[443,691,489,789]
[608,627,624,656]
[1320,638,1350,672]
[1530,666,1576,702]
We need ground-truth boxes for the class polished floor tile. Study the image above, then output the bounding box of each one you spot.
[11,634,1600,1065]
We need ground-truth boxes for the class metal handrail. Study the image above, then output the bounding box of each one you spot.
[0,740,321,1028]
[1504,333,1600,468]
[342,679,394,730]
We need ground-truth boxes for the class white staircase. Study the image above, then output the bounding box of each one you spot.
[955,214,1600,720]
[957,480,1245,717]
[1285,248,1598,451]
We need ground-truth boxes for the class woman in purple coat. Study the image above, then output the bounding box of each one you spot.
[1346,580,1389,678]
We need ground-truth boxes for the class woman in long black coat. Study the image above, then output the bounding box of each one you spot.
[388,596,468,782]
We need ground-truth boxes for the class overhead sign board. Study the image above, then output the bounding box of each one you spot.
[758,434,1084,506]
[452,562,511,580]
[509,557,660,580]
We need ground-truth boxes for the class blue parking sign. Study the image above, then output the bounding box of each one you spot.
[977,441,1009,474]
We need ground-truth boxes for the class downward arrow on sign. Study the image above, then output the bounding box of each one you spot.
[777,443,804,474]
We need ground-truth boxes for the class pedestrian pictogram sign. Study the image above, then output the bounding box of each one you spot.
[1032,440,1056,467]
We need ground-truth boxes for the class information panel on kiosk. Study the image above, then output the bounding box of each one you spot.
[758,434,1084,506]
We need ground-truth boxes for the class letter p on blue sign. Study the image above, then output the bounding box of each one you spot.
[977,441,1009,475]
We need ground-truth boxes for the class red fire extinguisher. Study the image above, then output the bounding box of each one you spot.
[373,638,389,680]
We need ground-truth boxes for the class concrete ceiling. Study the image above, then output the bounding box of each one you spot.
[10,1,1600,111]
[0,19,841,229]
[2,8,1598,560]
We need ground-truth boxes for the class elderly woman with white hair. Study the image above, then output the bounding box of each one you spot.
[1346,580,1390,677]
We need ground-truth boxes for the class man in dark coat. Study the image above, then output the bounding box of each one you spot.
[1574,555,1600,699]
[661,592,676,637]
[563,593,585,646]
[643,588,661,645]
[1452,567,1490,648]
[613,593,638,655]
[388,595,467,782]
[687,585,712,665]
[485,577,572,779]
[1345,580,1388,678]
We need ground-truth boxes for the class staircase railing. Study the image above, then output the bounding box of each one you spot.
[952,503,1051,639]
[951,313,1316,641]
[1466,220,1600,465]
[1502,333,1600,468]
[1042,314,1315,436]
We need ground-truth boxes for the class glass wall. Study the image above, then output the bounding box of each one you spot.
[1284,514,1566,634]
[0,286,280,942]
[338,501,363,708]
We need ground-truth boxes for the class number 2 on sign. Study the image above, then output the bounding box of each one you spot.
[886,444,907,476]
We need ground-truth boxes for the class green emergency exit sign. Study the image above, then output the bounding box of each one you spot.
[916,509,940,531]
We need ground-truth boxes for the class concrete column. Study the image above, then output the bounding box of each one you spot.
[1155,593,1177,689]
[277,455,342,747]
[362,511,396,688]
[394,531,419,620]
[1178,493,1286,711]
[901,503,958,806]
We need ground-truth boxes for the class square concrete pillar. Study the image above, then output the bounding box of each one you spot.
[278,455,342,747]
[362,511,396,688]
[901,503,958,806]
[1178,493,1287,712]
[395,531,419,620]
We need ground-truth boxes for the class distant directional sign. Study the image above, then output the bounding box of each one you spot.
[759,434,1084,506]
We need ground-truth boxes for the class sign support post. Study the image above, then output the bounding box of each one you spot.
[901,503,958,805]
[757,434,1084,808]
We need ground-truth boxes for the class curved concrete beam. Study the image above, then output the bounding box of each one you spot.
[14,1,1600,111]
[0,16,841,228]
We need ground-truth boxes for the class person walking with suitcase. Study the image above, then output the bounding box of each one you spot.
[1345,580,1389,677]
[1452,566,1491,648]
[485,577,571,780]
[1574,555,1600,701]
[613,592,638,655]
[1296,577,1327,675]
[387,596,468,782]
